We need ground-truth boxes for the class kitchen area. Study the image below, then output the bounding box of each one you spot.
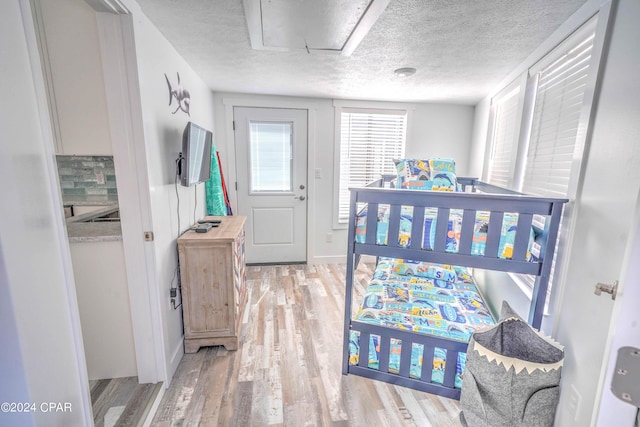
[58,154,137,381]
[61,155,121,239]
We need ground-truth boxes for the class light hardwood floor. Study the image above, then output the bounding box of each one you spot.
[151,263,462,426]
[89,376,161,427]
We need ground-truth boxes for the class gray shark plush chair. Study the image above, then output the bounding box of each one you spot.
[459,301,564,427]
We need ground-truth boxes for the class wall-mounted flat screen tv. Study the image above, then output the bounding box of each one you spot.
[180,122,212,187]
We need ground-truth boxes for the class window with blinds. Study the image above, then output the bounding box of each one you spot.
[249,122,293,192]
[522,19,597,198]
[337,109,407,223]
[487,85,521,187]
[517,16,597,295]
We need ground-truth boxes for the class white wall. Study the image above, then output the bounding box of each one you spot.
[469,0,640,425]
[0,246,33,426]
[213,93,474,263]
[70,241,137,380]
[126,1,218,382]
[0,0,91,424]
[36,0,112,155]
[407,103,476,176]
[468,99,490,178]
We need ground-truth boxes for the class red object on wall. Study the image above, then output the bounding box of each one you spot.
[217,151,233,215]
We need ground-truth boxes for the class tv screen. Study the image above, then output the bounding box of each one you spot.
[180,122,212,187]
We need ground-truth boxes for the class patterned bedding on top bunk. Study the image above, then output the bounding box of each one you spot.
[348,258,495,389]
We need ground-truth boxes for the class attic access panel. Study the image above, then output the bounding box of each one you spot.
[243,0,390,55]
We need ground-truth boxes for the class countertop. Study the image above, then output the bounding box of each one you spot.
[66,205,119,224]
[63,195,119,206]
[66,203,122,243]
[67,222,123,243]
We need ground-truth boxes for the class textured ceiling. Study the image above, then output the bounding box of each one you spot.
[135,0,587,104]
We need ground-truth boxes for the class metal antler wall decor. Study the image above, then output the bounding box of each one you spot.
[165,72,191,116]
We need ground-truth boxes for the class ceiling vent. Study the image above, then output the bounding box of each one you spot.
[243,0,390,56]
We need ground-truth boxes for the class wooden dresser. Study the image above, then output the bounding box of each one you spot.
[177,215,246,353]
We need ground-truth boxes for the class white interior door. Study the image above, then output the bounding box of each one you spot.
[234,107,308,264]
[594,192,640,425]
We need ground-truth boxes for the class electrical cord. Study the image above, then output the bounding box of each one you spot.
[175,156,181,237]
[170,155,183,310]
[193,184,197,225]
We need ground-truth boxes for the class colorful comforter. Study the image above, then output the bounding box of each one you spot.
[348,258,495,388]
[355,205,535,260]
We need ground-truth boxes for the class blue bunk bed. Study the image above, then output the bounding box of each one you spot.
[341,175,567,400]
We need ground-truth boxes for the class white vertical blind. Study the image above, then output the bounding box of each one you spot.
[338,110,406,222]
[523,29,596,198]
[487,86,520,188]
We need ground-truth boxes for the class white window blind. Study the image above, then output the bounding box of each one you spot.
[337,109,406,223]
[249,122,293,192]
[518,17,597,295]
[522,23,596,198]
[487,85,520,188]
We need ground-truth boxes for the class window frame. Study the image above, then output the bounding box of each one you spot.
[332,100,413,229]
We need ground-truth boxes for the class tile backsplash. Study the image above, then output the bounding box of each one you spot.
[56,155,118,198]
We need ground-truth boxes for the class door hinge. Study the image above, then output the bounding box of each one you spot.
[611,346,640,408]
[144,231,154,242]
[235,181,238,191]
[232,121,235,131]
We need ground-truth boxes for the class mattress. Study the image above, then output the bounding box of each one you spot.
[348,258,495,388]
[355,205,535,261]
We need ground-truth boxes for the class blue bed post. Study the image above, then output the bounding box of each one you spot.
[529,200,565,329]
[342,189,359,375]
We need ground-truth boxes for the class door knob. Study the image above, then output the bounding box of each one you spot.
[295,195,306,201]
[299,184,305,190]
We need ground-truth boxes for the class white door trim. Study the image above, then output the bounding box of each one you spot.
[94,9,166,383]
[223,97,317,264]
[18,0,93,423]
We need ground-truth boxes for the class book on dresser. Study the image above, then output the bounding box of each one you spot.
[177,215,247,353]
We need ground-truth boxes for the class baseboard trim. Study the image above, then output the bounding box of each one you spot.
[358,255,377,264]
[141,382,164,427]
[167,337,184,387]
[308,254,377,265]
[308,255,346,264]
